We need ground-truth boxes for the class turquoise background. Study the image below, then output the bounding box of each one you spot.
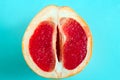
[0,0,120,80]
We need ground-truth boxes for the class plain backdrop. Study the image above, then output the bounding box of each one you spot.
[0,0,120,80]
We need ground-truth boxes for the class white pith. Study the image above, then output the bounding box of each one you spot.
[22,5,92,78]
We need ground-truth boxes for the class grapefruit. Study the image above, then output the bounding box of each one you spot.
[22,5,92,78]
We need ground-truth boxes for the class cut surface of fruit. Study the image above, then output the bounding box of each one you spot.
[29,21,55,72]
[22,5,92,78]
[63,18,87,70]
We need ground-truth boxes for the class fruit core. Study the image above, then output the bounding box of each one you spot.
[29,18,87,72]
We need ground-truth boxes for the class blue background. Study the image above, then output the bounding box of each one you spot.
[0,0,120,80]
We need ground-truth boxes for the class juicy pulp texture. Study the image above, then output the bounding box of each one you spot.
[29,18,87,72]
[29,21,55,72]
[63,18,87,70]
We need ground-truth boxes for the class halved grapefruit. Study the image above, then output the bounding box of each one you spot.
[22,5,92,78]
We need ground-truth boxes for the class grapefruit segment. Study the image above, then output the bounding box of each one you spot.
[22,5,92,78]
[62,18,87,70]
[29,21,56,72]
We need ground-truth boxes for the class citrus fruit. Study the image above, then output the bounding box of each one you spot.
[22,5,92,78]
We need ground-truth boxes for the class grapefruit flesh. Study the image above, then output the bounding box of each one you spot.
[29,18,87,71]
[63,18,87,70]
[29,21,55,72]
